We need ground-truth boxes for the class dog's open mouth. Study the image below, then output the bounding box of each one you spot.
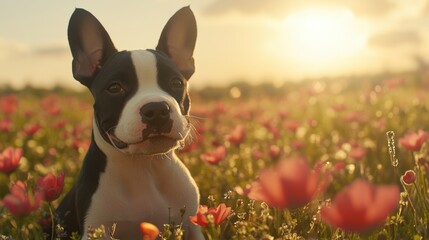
[107,132,129,149]
[106,130,180,150]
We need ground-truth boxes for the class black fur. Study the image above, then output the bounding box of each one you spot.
[91,51,139,144]
[68,8,117,87]
[56,135,107,235]
[149,50,191,115]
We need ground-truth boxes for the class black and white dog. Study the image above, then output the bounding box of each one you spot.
[56,7,204,239]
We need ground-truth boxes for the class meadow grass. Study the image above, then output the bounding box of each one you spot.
[0,74,428,239]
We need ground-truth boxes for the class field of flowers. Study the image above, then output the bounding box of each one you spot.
[0,74,429,239]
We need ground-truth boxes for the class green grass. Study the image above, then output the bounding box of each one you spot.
[0,74,428,239]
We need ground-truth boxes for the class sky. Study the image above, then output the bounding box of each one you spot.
[1,0,429,90]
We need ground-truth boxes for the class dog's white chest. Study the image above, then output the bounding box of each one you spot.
[82,154,199,239]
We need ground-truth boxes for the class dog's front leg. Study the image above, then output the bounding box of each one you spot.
[186,224,205,240]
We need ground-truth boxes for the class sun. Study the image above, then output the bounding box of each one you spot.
[281,8,366,73]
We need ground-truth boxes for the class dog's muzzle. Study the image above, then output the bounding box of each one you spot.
[140,102,173,138]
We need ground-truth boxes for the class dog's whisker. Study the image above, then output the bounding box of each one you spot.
[104,125,118,137]
[188,114,206,120]
[188,123,200,144]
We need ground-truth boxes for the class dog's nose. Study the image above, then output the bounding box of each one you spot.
[140,102,171,127]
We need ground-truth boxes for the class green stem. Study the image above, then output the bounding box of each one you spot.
[48,202,55,240]
[220,216,232,239]
[400,179,418,226]
[15,218,23,240]
[418,164,429,200]
[413,181,429,218]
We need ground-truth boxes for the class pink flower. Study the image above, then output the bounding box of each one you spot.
[37,172,65,202]
[283,120,300,133]
[72,139,91,151]
[23,123,41,137]
[180,141,200,153]
[320,179,400,233]
[53,119,67,129]
[40,95,62,116]
[346,111,361,122]
[331,103,346,112]
[250,150,262,161]
[261,120,280,138]
[2,181,42,217]
[307,118,317,128]
[291,140,304,150]
[334,161,346,172]
[225,125,246,146]
[214,102,227,114]
[24,109,33,118]
[247,157,331,209]
[189,203,231,227]
[268,145,281,160]
[399,130,429,152]
[200,146,227,165]
[278,110,289,119]
[349,143,366,161]
[0,118,11,132]
[401,170,416,185]
[0,147,22,174]
[0,95,18,115]
[372,119,386,131]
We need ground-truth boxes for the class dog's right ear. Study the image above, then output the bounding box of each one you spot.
[156,6,197,80]
[68,8,117,87]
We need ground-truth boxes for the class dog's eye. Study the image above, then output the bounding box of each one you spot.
[107,83,125,94]
[170,78,184,90]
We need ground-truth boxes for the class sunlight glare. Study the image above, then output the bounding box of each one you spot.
[282,8,367,72]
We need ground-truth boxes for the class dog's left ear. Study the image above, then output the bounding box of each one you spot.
[156,6,197,80]
[68,8,118,87]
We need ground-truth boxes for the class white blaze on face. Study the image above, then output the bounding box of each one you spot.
[113,50,188,152]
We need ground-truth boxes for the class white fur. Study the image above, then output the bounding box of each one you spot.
[114,50,189,155]
[82,50,203,239]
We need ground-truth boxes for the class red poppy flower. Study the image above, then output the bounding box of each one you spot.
[251,150,263,160]
[399,130,429,152]
[225,125,246,146]
[37,172,65,202]
[2,181,42,217]
[0,95,18,115]
[0,118,11,132]
[247,157,331,209]
[331,103,346,112]
[268,145,281,160]
[23,123,41,137]
[261,120,280,138]
[189,203,231,227]
[320,179,400,233]
[291,140,304,150]
[53,119,67,129]
[349,143,366,161]
[283,120,300,133]
[214,102,227,114]
[200,146,227,165]
[401,170,416,185]
[0,147,22,174]
[180,141,200,153]
[334,161,346,172]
